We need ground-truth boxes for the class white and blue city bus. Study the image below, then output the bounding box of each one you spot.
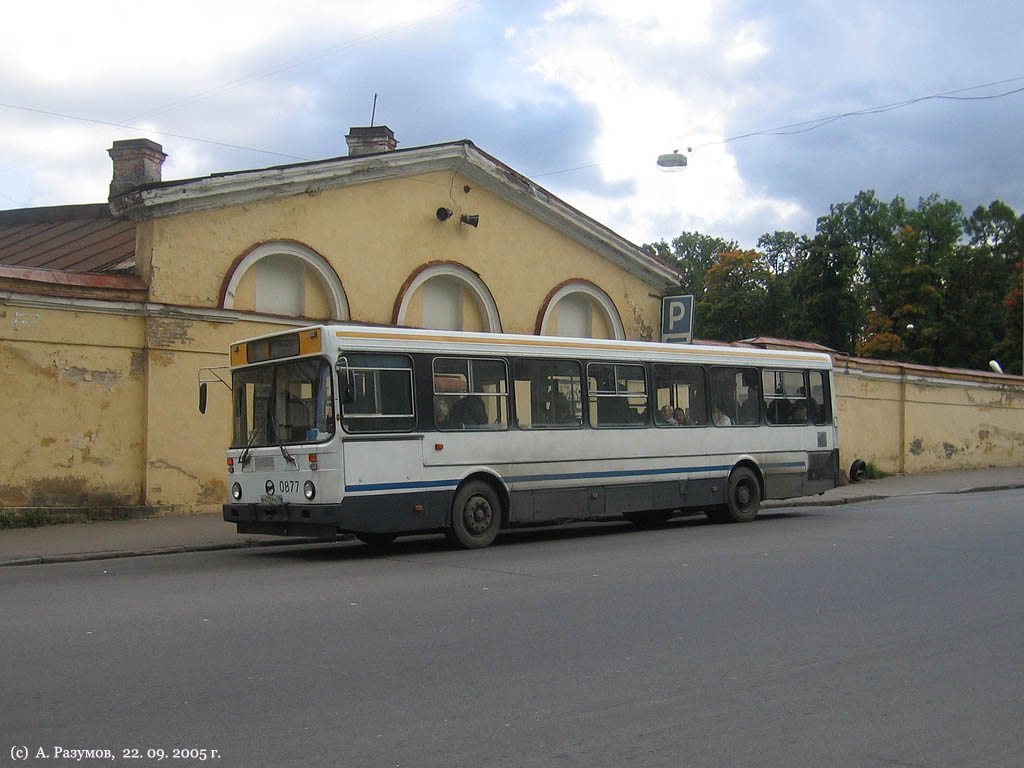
[208,325,839,549]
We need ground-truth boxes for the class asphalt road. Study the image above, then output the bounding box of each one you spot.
[3,490,1022,768]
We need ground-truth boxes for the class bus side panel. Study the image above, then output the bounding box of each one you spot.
[804,448,840,496]
[508,478,727,525]
[335,490,451,533]
[343,437,423,488]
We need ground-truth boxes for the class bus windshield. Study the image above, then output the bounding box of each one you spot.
[231,358,335,448]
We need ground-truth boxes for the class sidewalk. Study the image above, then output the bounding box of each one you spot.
[3,466,1022,566]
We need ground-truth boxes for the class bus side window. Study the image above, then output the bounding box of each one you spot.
[809,370,831,425]
[651,363,706,426]
[710,367,760,426]
[587,362,648,427]
[433,357,509,431]
[513,358,582,429]
[762,369,808,425]
[341,353,415,433]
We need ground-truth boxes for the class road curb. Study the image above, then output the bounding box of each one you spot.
[3,483,1022,568]
[0,537,338,568]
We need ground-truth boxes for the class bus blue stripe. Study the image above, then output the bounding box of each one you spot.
[344,460,806,494]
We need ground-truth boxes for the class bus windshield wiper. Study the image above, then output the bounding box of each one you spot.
[278,442,296,465]
[268,407,297,466]
[238,427,260,468]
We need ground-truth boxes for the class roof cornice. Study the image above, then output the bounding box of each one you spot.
[109,142,681,289]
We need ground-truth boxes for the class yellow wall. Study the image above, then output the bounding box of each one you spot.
[142,171,660,339]
[117,170,665,511]
[4,292,1023,515]
[0,305,147,508]
[5,166,1022,518]
[836,361,1024,475]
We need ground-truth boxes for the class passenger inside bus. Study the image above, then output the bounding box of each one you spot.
[444,395,488,428]
[713,404,733,426]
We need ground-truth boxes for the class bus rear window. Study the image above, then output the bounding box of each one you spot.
[341,353,415,433]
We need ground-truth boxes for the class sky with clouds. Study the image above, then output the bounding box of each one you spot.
[2,0,1022,249]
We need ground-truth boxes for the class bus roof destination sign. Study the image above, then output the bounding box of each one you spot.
[661,294,694,344]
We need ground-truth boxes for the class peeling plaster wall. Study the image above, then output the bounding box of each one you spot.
[0,306,147,508]
[0,298,290,514]
[835,364,1024,474]
[139,316,290,513]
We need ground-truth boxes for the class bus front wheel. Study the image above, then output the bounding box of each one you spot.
[447,481,502,549]
[718,466,761,523]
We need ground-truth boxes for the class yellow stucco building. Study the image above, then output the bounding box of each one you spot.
[2,128,1022,521]
[1,129,680,516]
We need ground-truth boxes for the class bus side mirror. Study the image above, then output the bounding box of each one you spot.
[199,382,208,414]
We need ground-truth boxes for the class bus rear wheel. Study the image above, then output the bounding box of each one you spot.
[447,481,502,549]
[712,467,761,523]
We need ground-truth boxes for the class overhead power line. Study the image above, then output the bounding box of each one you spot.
[0,103,314,165]
[529,75,1024,180]
[704,75,1024,145]
[0,0,479,175]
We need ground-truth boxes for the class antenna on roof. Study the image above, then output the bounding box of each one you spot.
[370,93,378,127]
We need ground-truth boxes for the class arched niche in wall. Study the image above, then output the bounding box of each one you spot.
[536,280,625,340]
[220,241,349,320]
[393,261,502,333]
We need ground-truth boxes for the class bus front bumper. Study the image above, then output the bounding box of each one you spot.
[223,491,451,538]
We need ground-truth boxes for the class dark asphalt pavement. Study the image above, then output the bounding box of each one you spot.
[2,466,1022,566]
[2,487,1022,767]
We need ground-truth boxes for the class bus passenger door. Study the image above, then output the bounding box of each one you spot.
[805,370,838,494]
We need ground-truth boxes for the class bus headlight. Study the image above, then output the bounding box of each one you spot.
[303,481,316,500]
[231,483,242,500]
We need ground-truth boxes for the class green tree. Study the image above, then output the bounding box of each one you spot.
[856,195,963,364]
[790,227,861,353]
[696,250,770,341]
[643,231,738,301]
[757,231,809,338]
[966,201,1024,374]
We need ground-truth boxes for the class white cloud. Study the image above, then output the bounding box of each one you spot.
[511,0,804,244]
[727,23,768,64]
[1,1,457,86]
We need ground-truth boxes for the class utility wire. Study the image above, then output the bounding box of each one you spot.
[528,75,1024,180]
[0,103,314,163]
[703,76,1024,145]
[0,0,479,175]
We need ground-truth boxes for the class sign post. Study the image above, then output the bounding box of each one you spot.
[661,295,694,344]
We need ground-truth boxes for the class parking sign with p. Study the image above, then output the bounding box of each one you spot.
[661,295,694,344]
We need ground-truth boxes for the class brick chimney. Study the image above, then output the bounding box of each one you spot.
[107,139,167,200]
[345,126,398,156]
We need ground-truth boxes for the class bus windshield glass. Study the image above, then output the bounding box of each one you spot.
[230,358,335,448]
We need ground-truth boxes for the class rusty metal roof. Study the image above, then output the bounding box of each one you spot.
[0,203,135,273]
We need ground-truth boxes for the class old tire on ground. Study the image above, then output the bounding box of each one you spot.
[720,466,761,523]
[355,532,398,549]
[447,480,502,549]
[849,459,867,484]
